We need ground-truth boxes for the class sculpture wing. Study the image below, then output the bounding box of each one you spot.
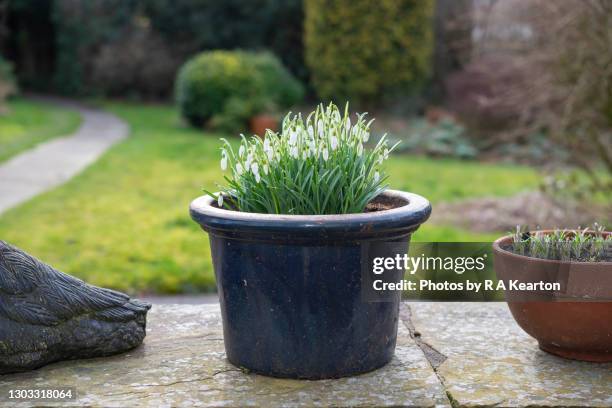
[0,241,150,326]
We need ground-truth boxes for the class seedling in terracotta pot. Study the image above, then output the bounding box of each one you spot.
[191,103,431,379]
[493,225,612,362]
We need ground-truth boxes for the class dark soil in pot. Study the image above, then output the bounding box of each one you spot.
[190,190,431,379]
[493,232,612,362]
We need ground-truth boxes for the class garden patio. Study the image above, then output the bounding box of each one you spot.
[1,302,610,407]
[0,1,610,407]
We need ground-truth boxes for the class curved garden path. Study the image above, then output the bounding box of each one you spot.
[0,98,128,214]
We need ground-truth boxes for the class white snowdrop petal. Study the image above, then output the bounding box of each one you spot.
[331,137,338,150]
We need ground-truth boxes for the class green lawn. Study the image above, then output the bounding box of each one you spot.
[0,102,540,294]
[0,98,82,163]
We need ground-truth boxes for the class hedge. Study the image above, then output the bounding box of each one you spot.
[304,0,434,105]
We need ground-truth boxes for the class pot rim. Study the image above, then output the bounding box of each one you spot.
[493,231,612,266]
[190,189,431,241]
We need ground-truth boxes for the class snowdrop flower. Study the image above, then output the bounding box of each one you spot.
[333,110,341,121]
[374,171,380,183]
[217,194,224,207]
[220,151,228,171]
[245,154,253,170]
[265,141,274,161]
[235,163,244,175]
[308,140,316,152]
[239,145,245,157]
[362,131,369,142]
[291,146,299,158]
[317,120,324,137]
[346,117,351,129]
[251,162,261,183]
[263,164,269,175]
[289,130,298,146]
[322,148,329,161]
[331,136,339,150]
[307,126,314,138]
[357,143,363,156]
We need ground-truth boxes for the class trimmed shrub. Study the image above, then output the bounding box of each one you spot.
[304,0,434,105]
[175,51,304,130]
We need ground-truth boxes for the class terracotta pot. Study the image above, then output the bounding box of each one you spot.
[249,114,278,137]
[493,232,612,362]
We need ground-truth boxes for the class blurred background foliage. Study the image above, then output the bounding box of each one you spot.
[1,0,609,198]
[2,0,306,98]
[0,54,16,112]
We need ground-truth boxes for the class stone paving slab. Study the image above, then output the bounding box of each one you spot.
[0,305,450,408]
[0,101,128,214]
[408,302,612,407]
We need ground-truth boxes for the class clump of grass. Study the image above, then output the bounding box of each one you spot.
[207,103,397,215]
[510,224,611,262]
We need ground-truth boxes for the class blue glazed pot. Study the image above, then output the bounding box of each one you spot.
[190,190,431,379]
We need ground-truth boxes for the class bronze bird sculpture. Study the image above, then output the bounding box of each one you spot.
[0,240,151,374]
